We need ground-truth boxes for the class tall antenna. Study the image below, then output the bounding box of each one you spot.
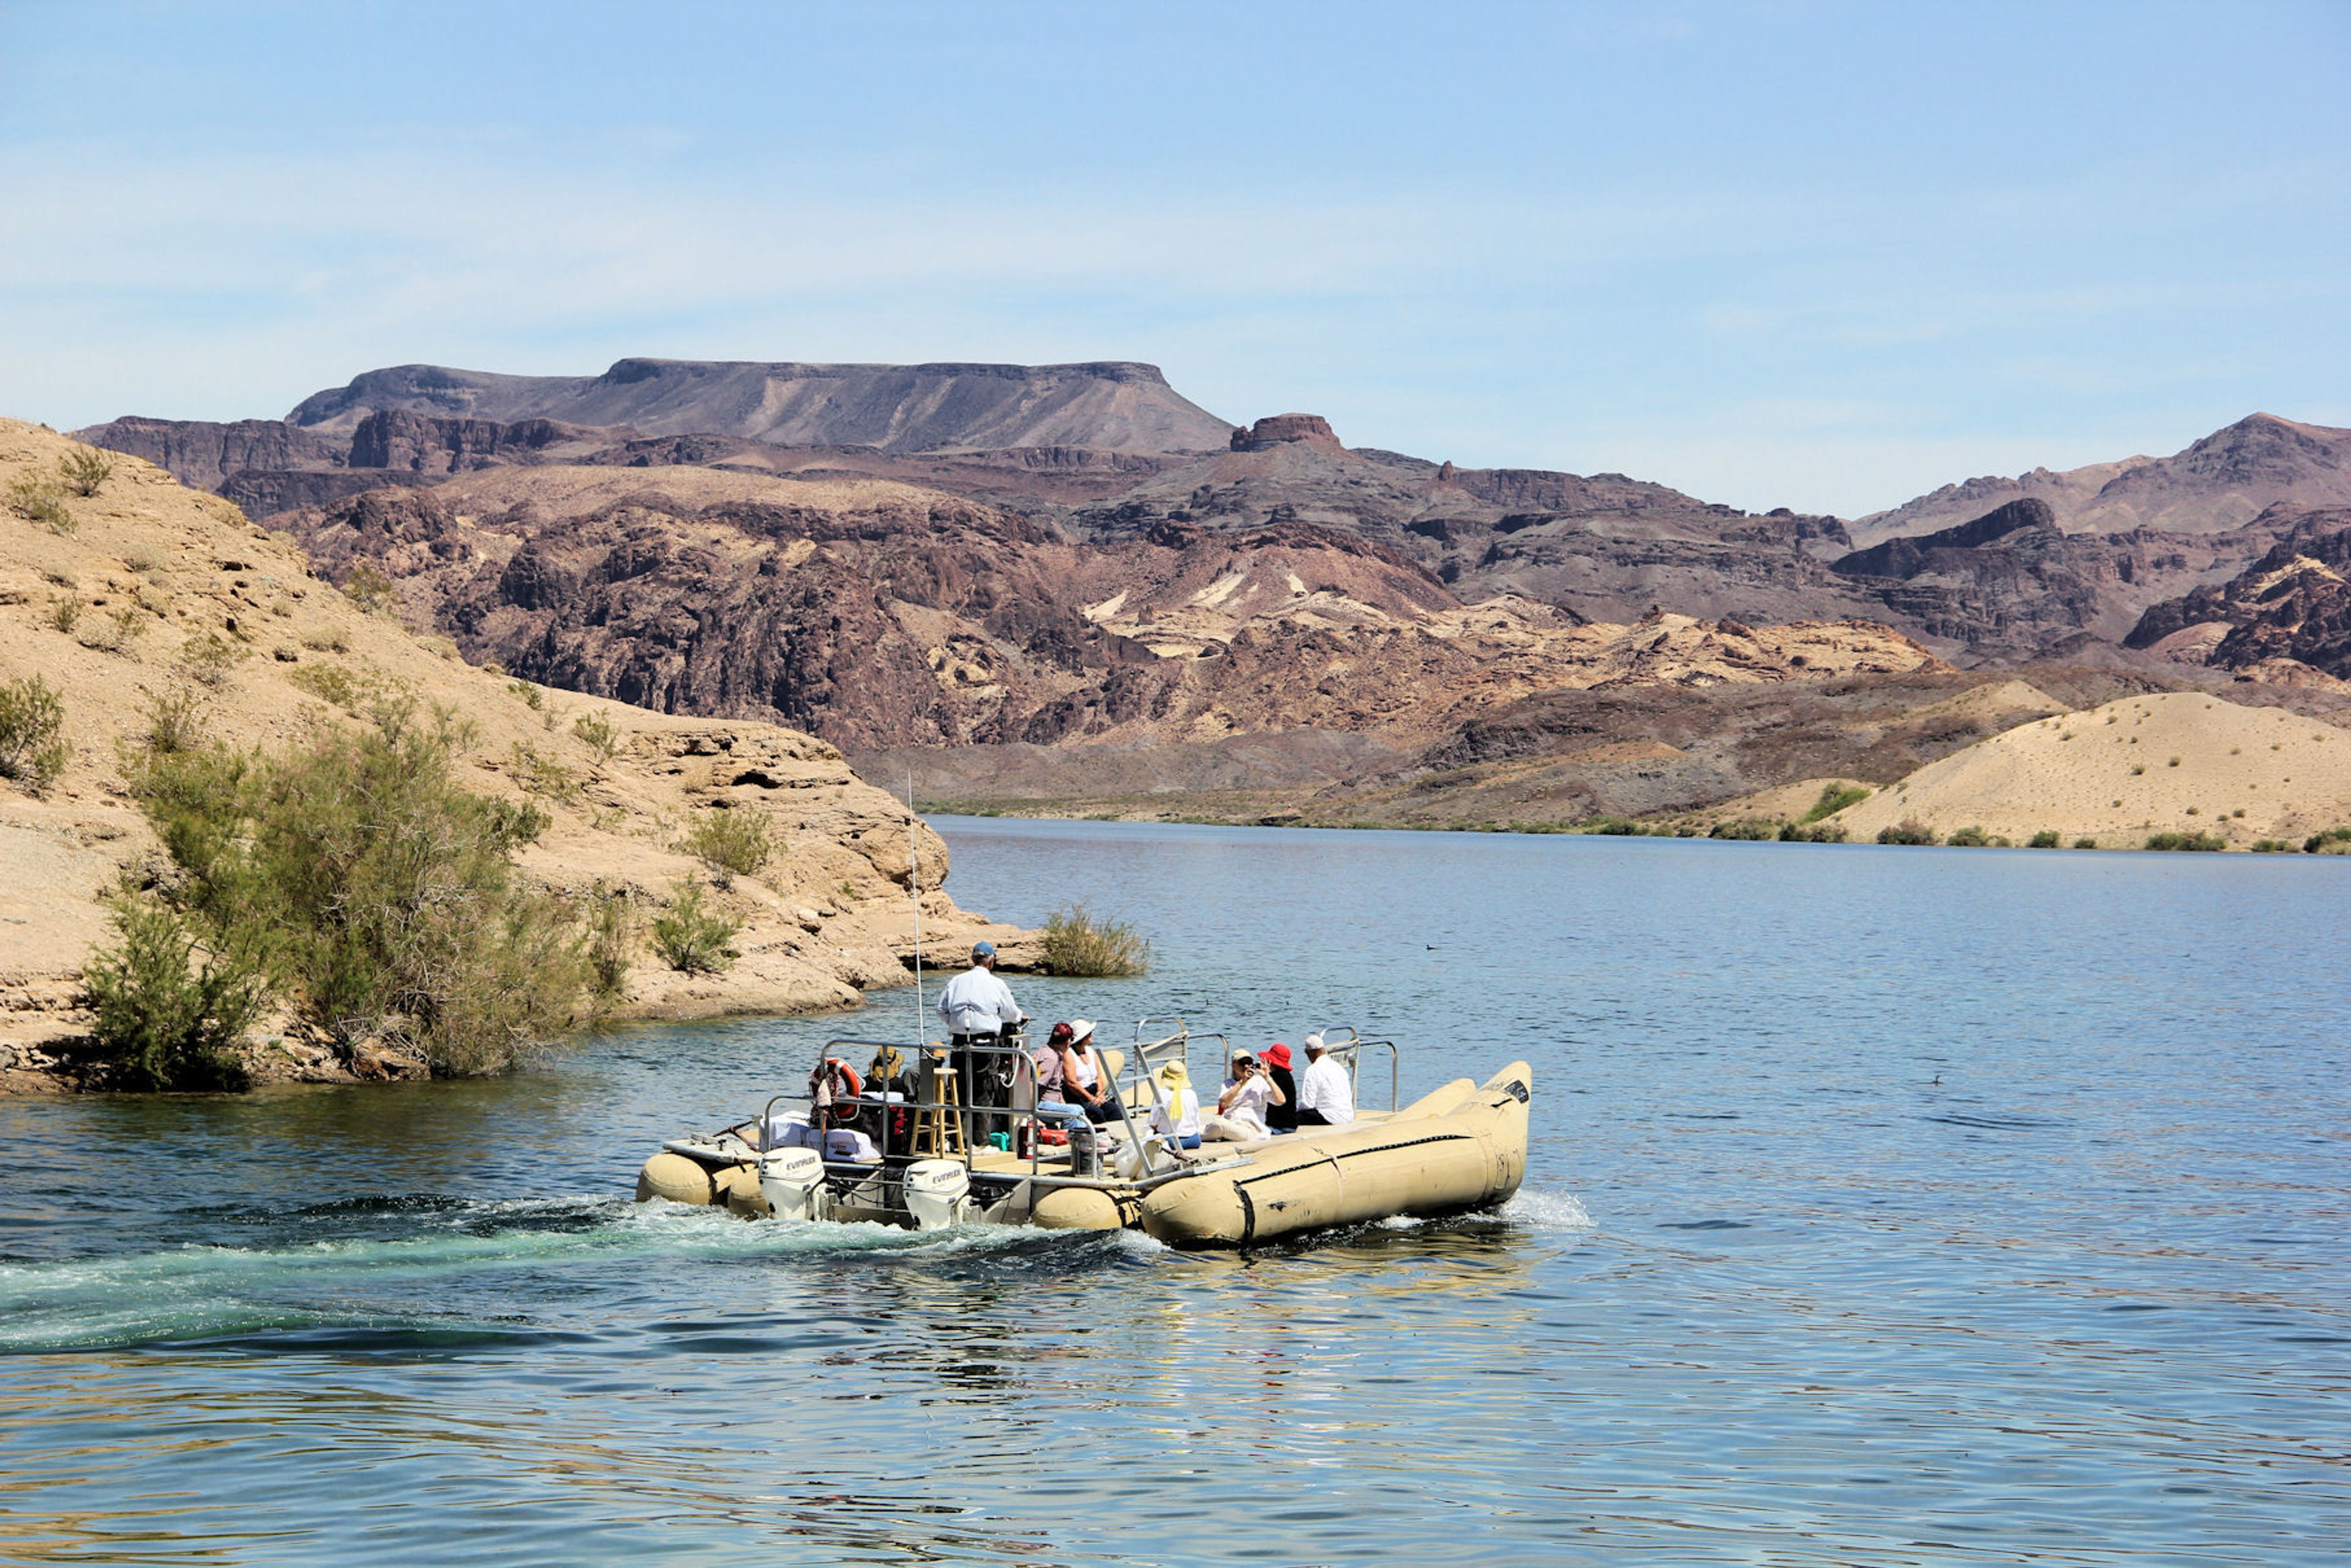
[908,774,924,1043]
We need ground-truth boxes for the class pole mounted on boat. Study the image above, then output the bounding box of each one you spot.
[907,774,925,1042]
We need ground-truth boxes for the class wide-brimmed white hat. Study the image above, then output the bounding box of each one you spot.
[1067,1018,1096,1042]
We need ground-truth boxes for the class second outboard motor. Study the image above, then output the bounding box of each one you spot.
[902,1159,971,1231]
[759,1147,828,1222]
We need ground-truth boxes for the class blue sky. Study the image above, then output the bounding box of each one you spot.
[1,1,2344,515]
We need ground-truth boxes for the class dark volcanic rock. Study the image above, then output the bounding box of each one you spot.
[221,468,439,520]
[279,481,1156,752]
[347,410,596,473]
[2124,510,2351,677]
[77,417,347,492]
[1833,498,2057,579]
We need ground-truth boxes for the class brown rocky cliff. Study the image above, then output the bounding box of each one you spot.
[1231,414,1346,453]
[0,420,1030,1086]
[2125,509,2351,678]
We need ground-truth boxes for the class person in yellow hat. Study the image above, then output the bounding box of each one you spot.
[1148,1059,1203,1150]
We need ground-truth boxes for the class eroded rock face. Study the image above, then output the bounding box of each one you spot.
[2125,509,2351,678]
[274,463,1939,759]
[1231,414,1344,452]
[77,416,347,492]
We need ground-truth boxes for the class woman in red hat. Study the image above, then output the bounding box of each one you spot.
[1261,1042,1300,1133]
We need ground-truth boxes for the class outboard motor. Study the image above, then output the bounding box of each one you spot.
[758,1147,828,1222]
[902,1158,972,1231]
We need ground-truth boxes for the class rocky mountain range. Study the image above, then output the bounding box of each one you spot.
[1852,413,2351,544]
[285,358,1236,452]
[66,358,2351,819]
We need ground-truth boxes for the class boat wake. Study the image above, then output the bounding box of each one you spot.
[0,1192,1151,1355]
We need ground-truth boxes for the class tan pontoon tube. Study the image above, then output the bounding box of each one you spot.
[1138,1062,1532,1248]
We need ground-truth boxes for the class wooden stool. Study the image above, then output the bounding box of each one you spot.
[915,1049,966,1157]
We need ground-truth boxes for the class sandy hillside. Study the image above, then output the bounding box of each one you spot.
[1831,691,2351,847]
[0,419,1031,1084]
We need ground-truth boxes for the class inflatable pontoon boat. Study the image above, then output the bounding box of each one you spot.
[636,1021,1531,1248]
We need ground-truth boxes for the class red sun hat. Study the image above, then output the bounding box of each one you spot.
[1263,1043,1293,1069]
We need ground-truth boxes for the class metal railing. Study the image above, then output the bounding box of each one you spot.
[1313,1026,1399,1113]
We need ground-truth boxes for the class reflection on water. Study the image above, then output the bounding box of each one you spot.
[2,823,2347,1566]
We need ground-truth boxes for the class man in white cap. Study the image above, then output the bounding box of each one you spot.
[936,940,1023,1040]
[936,940,1026,1142]
[1295,1032,1354,1126]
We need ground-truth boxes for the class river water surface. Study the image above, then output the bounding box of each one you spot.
[2,821,2346,1565]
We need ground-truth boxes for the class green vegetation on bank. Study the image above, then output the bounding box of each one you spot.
[1041,904,1153,977]
[650,879,740,975]
[1802,783,1870,823]
[89,698,593,1087]
[681,807,773,888]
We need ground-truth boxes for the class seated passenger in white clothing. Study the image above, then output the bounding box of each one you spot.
[1295,1032,1355,1125]
[1202,1050,1283,1142]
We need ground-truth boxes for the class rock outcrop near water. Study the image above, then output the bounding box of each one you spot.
[0,420,1029,1089]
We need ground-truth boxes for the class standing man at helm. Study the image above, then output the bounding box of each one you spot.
[936,941,1027,1142]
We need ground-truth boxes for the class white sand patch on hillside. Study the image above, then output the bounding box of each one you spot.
[1833,691,2351,847]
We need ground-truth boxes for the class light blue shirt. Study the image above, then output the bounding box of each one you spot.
[936,962,1021,1036]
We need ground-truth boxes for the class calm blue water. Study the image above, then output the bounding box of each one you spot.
[2,822,2346,1566]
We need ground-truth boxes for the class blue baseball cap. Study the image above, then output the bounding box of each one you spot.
[972,940,996,959]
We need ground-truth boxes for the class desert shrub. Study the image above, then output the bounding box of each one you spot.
[2028,830,2062,849]
[138,687,206,757]
[288,662,367,710]
[6,474,73,533]
[585,885,636,1001]
[59,446,114,497]
[1708,818,1780,841]
[127,706,584,1078]
[509,741,582,804]
[1802,783,1870,823]
[2145,831,2226,852]
[2072,838,2098,850]
[573,711,621,759]
[508,679,544,711]
[2304,827,2351,855]
[79,606,148,654]
[2250,839,2293,853]
[1944,825,1992,847]
[0,675,69,793]
[1041,902,1153,977]
[1585,817,1643,835]
[1877,820,1937,846]
[342,563,398,615]
[48,598,81,634]
[651,879,739,974]
[682,808,772,887]
[181,631,247,687]
[81,896,261,1091]
[1779,822,1847,843]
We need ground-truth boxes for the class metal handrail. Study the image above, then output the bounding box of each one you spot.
[1325,1035,1400,1114]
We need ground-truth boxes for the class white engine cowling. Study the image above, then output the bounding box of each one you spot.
[758,1147,828,1222]
[902,1159,972,1231]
